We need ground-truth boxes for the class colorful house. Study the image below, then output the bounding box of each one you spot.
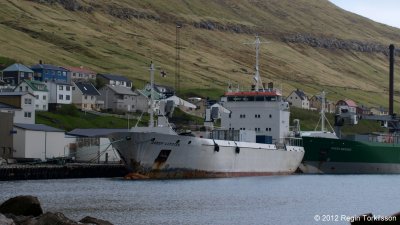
[2,63,34,86]
[14,80,49,111]
[72,81,102,111]
[64,66,96,81]
[31,63,70,83]
[336,99,357,114]
[97,74,132,89]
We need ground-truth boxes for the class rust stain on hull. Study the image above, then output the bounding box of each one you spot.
[124,169,293,179]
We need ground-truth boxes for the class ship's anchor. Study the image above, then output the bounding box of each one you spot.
[213,139,219,152]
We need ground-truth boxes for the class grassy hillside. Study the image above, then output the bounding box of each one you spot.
[1,0,400,111]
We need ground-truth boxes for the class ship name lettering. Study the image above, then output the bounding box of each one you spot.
[331,147,352,151]
[151,140,180,147]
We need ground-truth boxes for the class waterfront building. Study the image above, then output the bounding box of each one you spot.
[14,80,49,111]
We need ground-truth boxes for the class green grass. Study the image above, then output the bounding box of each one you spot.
[36,110,148,131]
[290,108,386,135]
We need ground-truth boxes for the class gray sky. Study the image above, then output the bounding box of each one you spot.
[330,0,400,28]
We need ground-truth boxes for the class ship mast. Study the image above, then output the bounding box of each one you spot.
[246,35,268,92]
[149,62,155,127]
[254,35,263,91]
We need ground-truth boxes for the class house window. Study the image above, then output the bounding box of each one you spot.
[57,71,61,76]
[84,104,87,108]
[24,112,32,118]
[24,98,32,104]
[62,72,66,76]
[84,95,87,100]
[25,86,29,91]
[66,95,70,100]
[72,86,75,91]
[36,104,39,109]
[91,96,94,100]
[59,85,63,90]
[43,95,46,100]
[66,86,70,91]
[35,95,39,99]
[43,105,47,110]
[59,94,63,100]
[19,87,22,91]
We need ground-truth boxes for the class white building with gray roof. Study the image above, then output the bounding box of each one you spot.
[13,123,72,161]
[98,84,148,113]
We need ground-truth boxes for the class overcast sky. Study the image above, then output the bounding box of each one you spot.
[330,0,400,28]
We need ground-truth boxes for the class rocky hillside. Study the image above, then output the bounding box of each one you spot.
[1,0,400,109]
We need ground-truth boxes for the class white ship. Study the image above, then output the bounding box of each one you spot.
[109,36,304,178]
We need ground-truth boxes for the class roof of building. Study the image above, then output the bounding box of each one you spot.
[293,89,308,100]
[74,82,100,96]
[64,66,96,74]
[2,63,34,73]
[67,128,129,137]
[19,80,48,92]
[46,80,72,86]
[105,84,137,96]
[14,123,64,132]
[98,74,131,83]
[31,64,68,71]
[137,89,162,100]
[0,91,34,97]
[0,102,19,110]
[339,99,357,107]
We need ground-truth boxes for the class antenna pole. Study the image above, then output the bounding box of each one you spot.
[149,62,155,127]
[321,90,326,131]
[255,35,261,91]
[175,23,182,95]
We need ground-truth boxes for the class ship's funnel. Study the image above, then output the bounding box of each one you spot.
[389,44,395,116]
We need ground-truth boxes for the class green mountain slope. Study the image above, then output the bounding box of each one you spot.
[1,0,400,110]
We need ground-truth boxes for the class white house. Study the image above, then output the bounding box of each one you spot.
[15,79,49,111]
[67,129,125,163]
[13,123,71,161]
[45,81,72,105]
[72,81,102,111]
[287,89,310,109]
[0,92,36,124]
[97,74,132,89]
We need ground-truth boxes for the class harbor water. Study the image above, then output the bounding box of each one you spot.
[0,175,398,225]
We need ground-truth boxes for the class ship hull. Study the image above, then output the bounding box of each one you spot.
[300,136,400,174]
[110,131,304,179]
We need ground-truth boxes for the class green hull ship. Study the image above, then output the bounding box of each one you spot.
[299,44,400,174]
[300,135,400,174]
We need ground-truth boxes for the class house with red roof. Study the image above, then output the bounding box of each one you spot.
[336,99,357,114]
[64,66,96,81]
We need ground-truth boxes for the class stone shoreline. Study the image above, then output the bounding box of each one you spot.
[0,195,114,225]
